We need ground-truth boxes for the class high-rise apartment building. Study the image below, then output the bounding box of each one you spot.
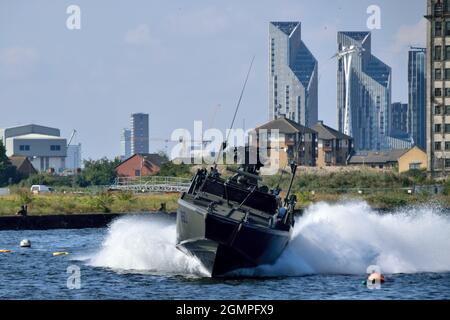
[130,113,149,155]
[391,102,409,138]
[337,32,392,151]
[121,128,131,159]
[408,47,427,150]
[425,0,450,176]
[269,22,318,127]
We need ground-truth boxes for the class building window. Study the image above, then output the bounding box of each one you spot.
[445,88,450,97]
[50,145,61,151]
[436,142,442,150]
[446,46,450,60]
[436,21,443,36]
[135,169,141,176]
[271,38,275,74]
[446,69,450,80]
[409,163,421,170]
[435,88,442,97]
[446,105,450,114]
[285,85,290,111]
[435,124,442,133]
[436,68,442,80]
[446,21,450,36]
[435,46,442,60]
[445,124,450,133]
[436,105,442,114]
[446,159,450,168]
[19,145,30,151]
[446,142,450,150]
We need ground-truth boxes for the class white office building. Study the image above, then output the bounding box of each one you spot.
[0,124,67,173]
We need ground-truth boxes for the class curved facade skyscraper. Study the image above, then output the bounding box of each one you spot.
[337,31,392,151]
[269,22,318,127]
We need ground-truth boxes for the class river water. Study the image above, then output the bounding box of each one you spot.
[1,201,450,300]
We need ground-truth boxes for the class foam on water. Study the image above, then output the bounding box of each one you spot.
[87,215,208,276]
[88,202,450,277]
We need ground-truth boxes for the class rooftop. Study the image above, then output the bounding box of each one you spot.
[9,133,65,140]
[348,149,410,164]
[256,117,316,134]
[339,31,370,43]
[270,21,300,36]
[312,121,352,140]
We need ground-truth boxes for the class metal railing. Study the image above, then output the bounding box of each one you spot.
[109,176,192,193]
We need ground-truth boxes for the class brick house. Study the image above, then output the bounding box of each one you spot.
[115,153,167,178]
[255,117,317,168]
[9,156,37,177]
[312,121,353,167]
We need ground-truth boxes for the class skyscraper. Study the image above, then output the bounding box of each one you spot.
[130,113,149,155]
[426,0,450,176]
[337,32,392,151]
[425,0,450,176]
[120,128,131,159]
[408,47,426,150]
[391,102,409,137]
[269,21,318,127]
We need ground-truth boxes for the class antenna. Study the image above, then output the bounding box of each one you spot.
[214,56,255,167]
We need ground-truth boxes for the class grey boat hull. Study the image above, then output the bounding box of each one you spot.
[176,198,291,277]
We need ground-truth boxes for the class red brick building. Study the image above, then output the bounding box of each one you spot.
[9,156,37,177]
[115,153,166,178]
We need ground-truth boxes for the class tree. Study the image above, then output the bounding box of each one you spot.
[0,140,19,187]
[76,158,120,187]
[157,161,192,178]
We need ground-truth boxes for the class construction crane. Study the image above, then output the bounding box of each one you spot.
[67,129,77,146]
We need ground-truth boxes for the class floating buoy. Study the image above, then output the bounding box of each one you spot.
[20,239,31,248]
[53,252,69,257]
[0,249,12,253]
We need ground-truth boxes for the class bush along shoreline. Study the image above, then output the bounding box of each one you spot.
[0,191,179,216]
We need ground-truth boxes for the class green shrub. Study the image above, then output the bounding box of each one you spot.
[90,192,114,213]
[15,189,33,205]
[115,191,135,202]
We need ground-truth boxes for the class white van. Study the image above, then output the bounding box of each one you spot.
[30,185,54,194]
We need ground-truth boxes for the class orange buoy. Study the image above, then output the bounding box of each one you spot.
[367,272,385,284]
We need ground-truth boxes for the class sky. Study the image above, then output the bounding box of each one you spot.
[0,0,426,159]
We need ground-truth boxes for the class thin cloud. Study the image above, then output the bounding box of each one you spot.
[0,46,39,79]
[166,7,230,37]
[124,24,151,45]
[391,18,426,53]
[0,46,38,66]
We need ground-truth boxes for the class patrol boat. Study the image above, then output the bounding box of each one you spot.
[176,156,297,277]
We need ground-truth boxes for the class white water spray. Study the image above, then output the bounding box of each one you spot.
[88,202,450,277]
[88,215,208,276]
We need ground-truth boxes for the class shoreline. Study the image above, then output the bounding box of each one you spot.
[1,204,448,231]
[0,211,176,231]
